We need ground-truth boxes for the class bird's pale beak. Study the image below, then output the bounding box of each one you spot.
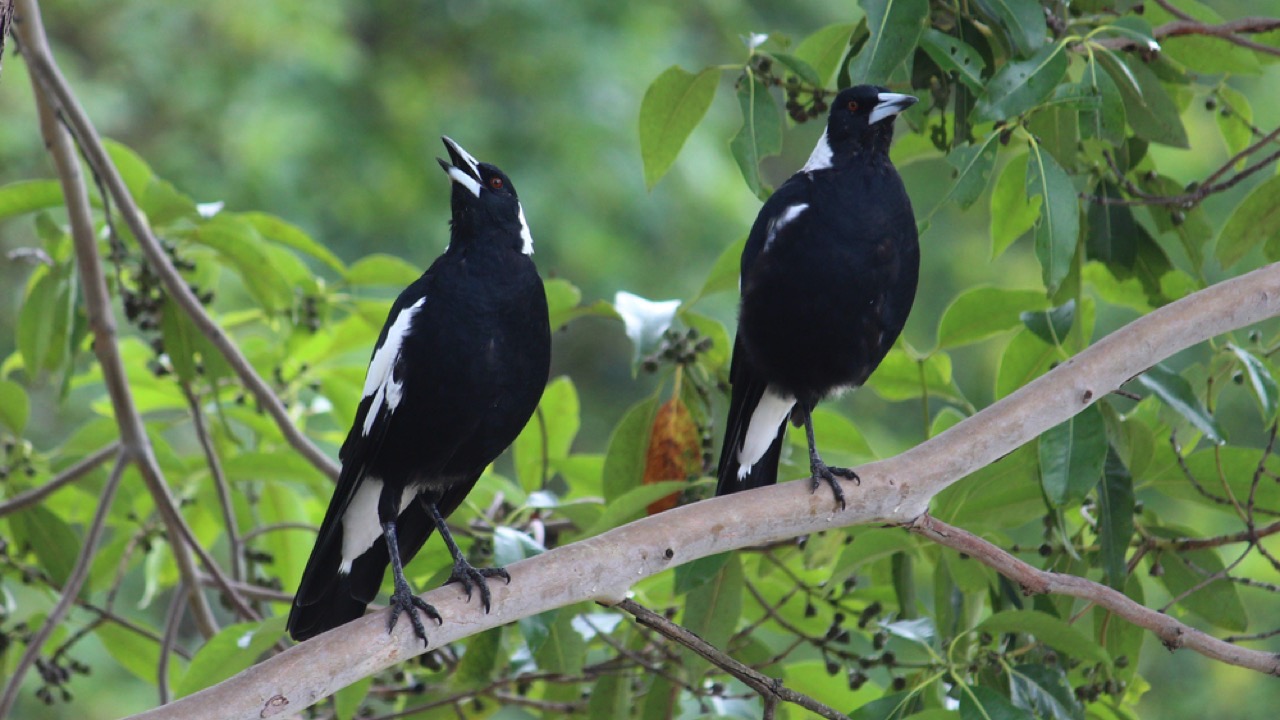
[869,93,918,125]
[438,136,483,197]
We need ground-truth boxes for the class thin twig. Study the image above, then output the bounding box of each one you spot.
[614,598,848,720]
[908,514,1280,675]
[158,581,187,706]
[0,442,120,517]
[182,383,243,582]
[0,449,127,717]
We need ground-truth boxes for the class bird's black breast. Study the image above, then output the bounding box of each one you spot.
[370,247,550,485]
[738,161,919,404]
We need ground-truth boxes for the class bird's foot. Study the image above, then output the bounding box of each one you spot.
[387,578,442,646]
[448,561,510,613]
[809,458,858,512]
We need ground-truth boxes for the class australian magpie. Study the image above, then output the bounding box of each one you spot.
[715,85,919,510]
[287,137,551,643]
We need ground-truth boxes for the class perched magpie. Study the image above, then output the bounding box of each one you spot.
[715,85,919,509]
[287,137,551,643]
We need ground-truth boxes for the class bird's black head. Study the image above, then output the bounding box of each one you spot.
[437,136,534,255]
[805,85,917,168]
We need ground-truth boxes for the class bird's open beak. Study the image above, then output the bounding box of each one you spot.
[869,93,918,125]
[438,136,483,197]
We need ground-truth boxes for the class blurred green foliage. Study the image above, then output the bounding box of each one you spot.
[2,1,1280,719]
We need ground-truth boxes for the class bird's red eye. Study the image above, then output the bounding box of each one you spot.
[847,101,859,112]
[489,177,504,190]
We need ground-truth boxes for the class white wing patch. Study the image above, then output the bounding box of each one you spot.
[339,478,416,573]
[517,203,534,255]
[763,203,808,252]
[737,385,796,479]
[800,129,833,173]
[361,297,426,436]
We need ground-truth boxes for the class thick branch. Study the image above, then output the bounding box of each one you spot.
[128,263,1280,720]
[13,1,340,482]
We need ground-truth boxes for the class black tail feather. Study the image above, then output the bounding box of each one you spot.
[716,339,787,496]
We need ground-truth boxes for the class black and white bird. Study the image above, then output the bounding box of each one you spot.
[715,85,919,509]
[287,137,551,643]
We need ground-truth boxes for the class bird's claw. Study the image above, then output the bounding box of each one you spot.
[810,460,858,512]
[387,581,441,646]
[448,563,510,613]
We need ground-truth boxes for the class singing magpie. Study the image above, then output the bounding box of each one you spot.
[287,137,551,644]
[715,85,919,510]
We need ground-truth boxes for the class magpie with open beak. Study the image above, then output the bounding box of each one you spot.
[288,137,551,643]
[716,85,919,509]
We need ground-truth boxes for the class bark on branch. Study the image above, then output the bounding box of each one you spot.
[129,263,1280,720]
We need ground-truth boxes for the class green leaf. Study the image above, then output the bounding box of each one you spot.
[582,480,686,537]
[614,290,681,370]
[1216,174,1280,269]
[159,296,200,383]
[996,330,1056,399]
[344,253,423,287]
[847,0,928,84]
[689,236,745,305]
[1154,540,1248,632]
[729,74,783,199]
[104,139,156,200]
[0,180,64,220]
[973,42,1069,123]
[770,52,821,86]
[588,672,632,720]
[1149,2,1260,75]
[1215,85,1253,164]
[960,686,1036,720]
[175,617,286,698]
[680,553,742,678]
[240,211,346,273]
[937,287,1048,350]
[1135,365,1225,444]
[794,23,857,86]
[1026,143,1079,294]
[1097,50,1188,148]
[1080,57,1127,146]
[455,627,502,687]
[1098,449,1135,591]
[919,29,986,92]
[97,623,179,685]
[864,348,956,402]
[990,154,1042,257]
[1230,345,1279,423]
[849,691,916,720]
[674,553,731,595]
[0,379,30,434]
[1019,299,1074,346]
[932,446,1042,529]
[1039,403,1107,507]
[935,133,1000,211]
[639,66,720,189]
[972,0,1047,57]
[535,607,587,675]
[978,609,1111,666]
[513,376,579,492]
[10,505,82,590]
[602,396,658,503]
[18,262,75,375]
[1085,182,1138,269]
[1009,664,1084,720]
[186,216,294,311]
[333,676,372,720]
[493,526,546,567]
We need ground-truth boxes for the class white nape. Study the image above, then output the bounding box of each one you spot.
[517,203,534,255]
[800,129,833,173]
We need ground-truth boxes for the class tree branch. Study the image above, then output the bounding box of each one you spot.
[12,0,340,482]
[14,0,220,640]
[125,262,1280,720]
[0,449,126,717]
[0,441,119,517]
[906,514,1278,673]
[614,598,847,720]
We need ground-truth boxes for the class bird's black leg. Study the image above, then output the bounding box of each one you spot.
[800,409,857,511]
[382,521,442,644]
[424,500,510,613]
